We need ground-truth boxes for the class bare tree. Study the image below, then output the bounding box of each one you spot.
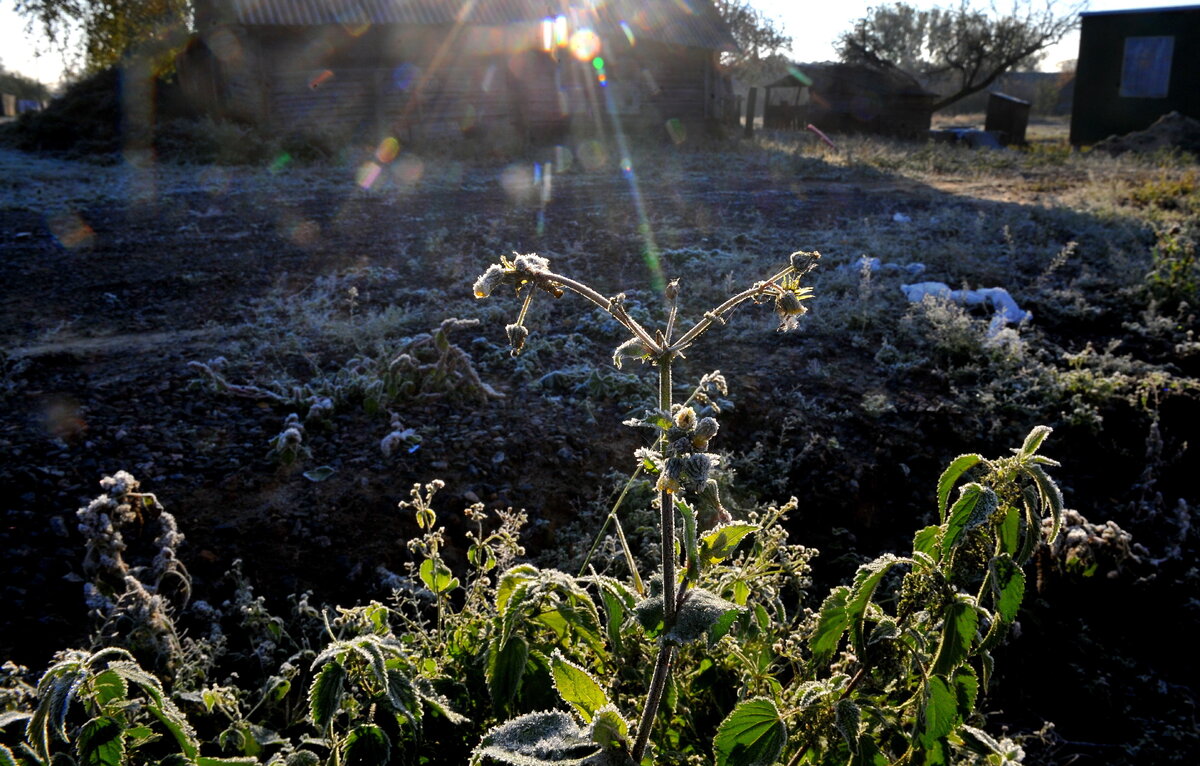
[838,0,1082,111]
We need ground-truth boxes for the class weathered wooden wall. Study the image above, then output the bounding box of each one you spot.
[186,22,727,144]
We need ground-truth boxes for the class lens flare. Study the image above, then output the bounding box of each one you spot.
[577,139,608,171]
[46,211,95,249]
[665,118,687,144]
[620,21,636,45]
[554,15,568,47]
[357,162,382,189]
[569,29,601,61]
[542,18,554,51]
[309,70,334,89]
[787,65,813,86]
[375,137,400,163]
[392,156,425,189]
[500,164,535,201]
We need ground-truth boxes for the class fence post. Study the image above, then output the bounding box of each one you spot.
[743,87,757,138]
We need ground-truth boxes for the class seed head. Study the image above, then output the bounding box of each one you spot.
[505,323,530,355]
[789,250,821,276]
[473,263,507,298]
[674,406,697,431]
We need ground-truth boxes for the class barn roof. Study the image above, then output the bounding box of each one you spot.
[225,0,737,50]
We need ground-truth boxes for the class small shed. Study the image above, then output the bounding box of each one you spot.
[784,63,937,138]
[181,0,736,144]
[1069,4,1200,146]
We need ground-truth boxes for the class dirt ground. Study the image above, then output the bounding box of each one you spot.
[2,139,1197,762]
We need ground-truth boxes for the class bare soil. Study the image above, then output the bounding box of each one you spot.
[2,141,1197,763]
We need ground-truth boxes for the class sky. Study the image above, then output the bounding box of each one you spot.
[2,0,1198,87]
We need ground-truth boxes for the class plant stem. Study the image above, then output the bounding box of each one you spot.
[630,354,679,763]
[658,356,676,626]
[542,270,661,353]
[669,266,789,352]
[632,644,675,762]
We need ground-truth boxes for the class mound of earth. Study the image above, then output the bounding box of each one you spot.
[1094,111,1200,156]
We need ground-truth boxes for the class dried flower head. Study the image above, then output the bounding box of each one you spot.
[505,323,530,355]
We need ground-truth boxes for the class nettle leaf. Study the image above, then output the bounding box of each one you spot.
[1019,425,1052,457]
[588,576,637,653]
[958,725,1004,757]
[850,734,888,766]
[931,597,980,677]
[633,593,664,638]
[667,588,745,646]
[713,697,787,766]
[342,724,390,766]
[589,706,629,752]
[488,636,529,709]
[937,454,984,523]
[953,665,979,720]
[810,586,851,665]
[941,484,997,558]
[912,526,942,560]
[497,565,540,616]
[921,676,958,748]
[77,717,124,766]
[420,558,459,595]
[91,670,127,708]
[1027,464,1064,544]
[415,679,469,725]
[1017,487,1042,565]
[835,698,861,753]
[997,505,1021,556]
[550,652,608,724]
[385,667,419,729]
[847,555,909,654]
[474,710,603,766]
[989,554,1025,623]
[698,523,759,567]
[29,665,86,758]
[302,465,336,482]
[309,661,346,729]
[285,751,321,766]
[0,743,18,766]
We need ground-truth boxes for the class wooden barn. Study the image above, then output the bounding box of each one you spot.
[762,63,937,138]
[1069,4,1200,146]
[179,0,737,145]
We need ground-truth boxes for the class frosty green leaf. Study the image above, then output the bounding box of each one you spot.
[308,661,345,729]
[989,554,1025,623]
[550,652,608,724]
[713,697,787,766]
[77,717,123,766]
[342,724,390,766]
[936,454,983,523]
[931,597,980,677]
[810,585,851,665]
[1019,425,1052,457]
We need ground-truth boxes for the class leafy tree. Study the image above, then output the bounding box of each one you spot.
[713,0,793,83]
[838,0,1081,111]
[12,0,190,74]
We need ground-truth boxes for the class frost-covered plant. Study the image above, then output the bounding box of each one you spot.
[469,251,1079,766]
[268,413,310,467]
[471,250,818,764]
[75,471,190,668]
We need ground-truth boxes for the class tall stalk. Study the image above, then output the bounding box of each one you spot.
[472,250,818,762]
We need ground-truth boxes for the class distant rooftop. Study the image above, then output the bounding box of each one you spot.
[1080,3,1200,16]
